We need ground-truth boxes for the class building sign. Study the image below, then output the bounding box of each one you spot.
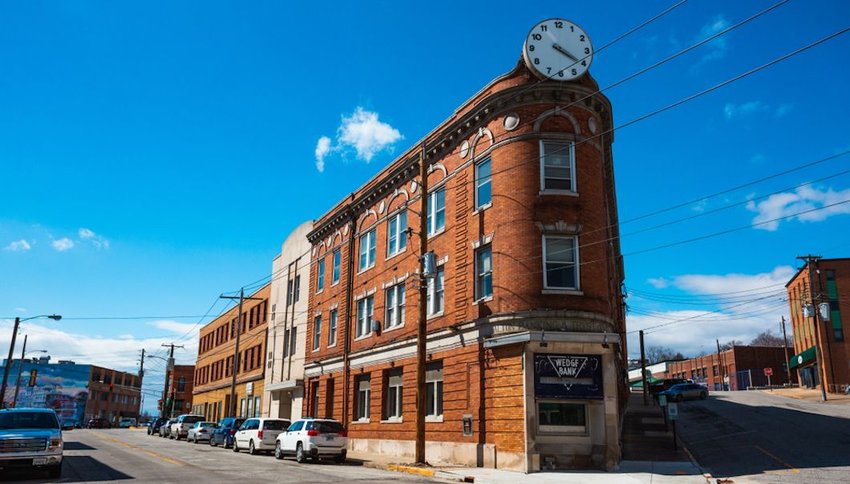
[533,354,603,400]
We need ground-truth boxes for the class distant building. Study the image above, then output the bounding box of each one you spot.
[786,258,850,393]
[0,357,141,427]
[192,284,270,421]
[164,365,195,418]
[665,346,795,390]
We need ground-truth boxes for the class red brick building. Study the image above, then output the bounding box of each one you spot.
[302,36,626,471]
[665,346,795,391]
[786,258,850,393]
[163,365,195,418]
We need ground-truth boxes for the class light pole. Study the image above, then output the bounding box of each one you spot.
[13,336,47,407]
[1,314,61,408]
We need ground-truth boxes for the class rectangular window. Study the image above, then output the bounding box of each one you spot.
[283,329,290,358]
[356,375,371,421]
[286,279,293,306]
[359,229,376,271]
[311,382,320,418]
[427,189,446,236]
[356,295,374,338]
[312,314,322,351]
[425,362,443,418]
[293,275,300,302]
[538,401,586,433]
[540,140,575,191]
[384,283,406,330]
[254,396,260,418]
[387,211,408,256]
[290,327,297,356]
[332,249,341,284]
[543,236,579,289]
[476,244,493,300]
[384,368,403,420]
[475,157,492,209]
[317,258,325,292]
[426,266,445,316]
[328,309,338,347]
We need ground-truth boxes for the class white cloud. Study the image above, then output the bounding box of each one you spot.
[696,15,729,65]
[51,238,74,252]
[4,240,31,252]
[774,104,793,117]
[724,101,766,119]
[78,228,110,249]
[746,185,850,231]
[314,107,403,171]
[646,278,669,289]
[148,320,200,338]
[15,307,27,313]
[627,266,793,358]
[314,136,332,173]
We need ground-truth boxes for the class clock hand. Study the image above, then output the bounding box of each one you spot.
[552,43,579,62]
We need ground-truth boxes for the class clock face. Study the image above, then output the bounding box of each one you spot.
[523,18,593,81]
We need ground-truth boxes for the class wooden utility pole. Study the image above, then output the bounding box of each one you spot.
[639,330,647,405]
[780,317,792,385]
[415,142,429,464]
[799,255,828,401]
[12,335,28,407]
[160,343,184,418]
[716,339,726,391]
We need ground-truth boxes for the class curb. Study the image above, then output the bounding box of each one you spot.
[363,461,472,482]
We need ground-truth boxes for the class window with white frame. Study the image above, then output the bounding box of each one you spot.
[384,368,403,420]
[316,258,325,292]
[543,236,579,289]
[332,249,340,284]
[426,189,446,236]
[312,314,322,351]
[538,401,586,433]
[359,229,376,271]
[387,210,408,256]
[384,283,405,330]
[328,309,337,347]
[476,244,493,300]
[475,157,492,209]
[356,295,374,338]
[425,362,443,418]
[356,374,371,421]
[426,266,445,316]
[540,140,575,191]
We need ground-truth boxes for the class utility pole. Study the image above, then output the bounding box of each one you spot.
[415,142,429,464]
[160,343,183,417]
[799,255,828,401]
[780,317,792,385]
[716,339,726,391]
[12,335,27,407]
[639,330,648,405]
[221,289,262,417]
[138,349,145,419]
[0,318,22,408]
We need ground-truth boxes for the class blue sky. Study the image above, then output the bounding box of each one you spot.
[2,1,849,412]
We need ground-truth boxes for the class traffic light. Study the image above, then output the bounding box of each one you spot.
[28,370,38,387]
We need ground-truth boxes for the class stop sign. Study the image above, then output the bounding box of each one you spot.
[764,367,773,376]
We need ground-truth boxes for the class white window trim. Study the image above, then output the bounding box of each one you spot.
[474,157,493,211]
[426,266,445,318]
[312,314,322,351]
[475,244,493,301]
[539,139,577,193]
[426,188,446,238]
[384,283,405,331]
[316,259,325,294]
[331,249,341,286]
[542,235,580,291]
[327,309,338,348]
[358,229,377,273]
[386,210,408,258]
[354,295,374,340]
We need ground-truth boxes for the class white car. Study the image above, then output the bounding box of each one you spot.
[232,418,290,455]
[186,421,217,443]
[170,414,205,440]
[274,418,347,463]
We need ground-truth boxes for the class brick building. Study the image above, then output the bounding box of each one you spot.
[163,364,195,418]
[302,42,626,470]
[665,346,795,391]
[87,364,143,424]
[786,258,850,393]
[193,284,270,421]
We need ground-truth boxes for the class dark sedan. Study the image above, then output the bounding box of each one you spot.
[658,383,708,402]
[209,417,244,448]
[86,418,110,429]
[147,417,168,435]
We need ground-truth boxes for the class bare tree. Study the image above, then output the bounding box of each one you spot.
[645,346,686,364]
[750,329,787,347]
[719,340,745,351]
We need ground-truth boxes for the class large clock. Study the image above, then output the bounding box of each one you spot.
[523,18,594,81]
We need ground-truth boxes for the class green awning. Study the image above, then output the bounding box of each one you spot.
[789,346,817,370]
[629,376,661,387]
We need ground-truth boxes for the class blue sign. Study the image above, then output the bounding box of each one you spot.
[534,354,603,400]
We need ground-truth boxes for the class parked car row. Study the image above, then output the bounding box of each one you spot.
[148,414,348,463]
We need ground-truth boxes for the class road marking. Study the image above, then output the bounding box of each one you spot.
[90,433,184,466]
[755,445,800,473]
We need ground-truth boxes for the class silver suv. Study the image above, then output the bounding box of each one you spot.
[275,418,347,463]
[170,414,205,440]
[0,408,64,478]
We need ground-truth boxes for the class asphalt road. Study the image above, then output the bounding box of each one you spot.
[675,390,850,483]
[1,428,436,483]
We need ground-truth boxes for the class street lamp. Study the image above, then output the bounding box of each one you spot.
[13,343,48,406]
[0,314,61,408]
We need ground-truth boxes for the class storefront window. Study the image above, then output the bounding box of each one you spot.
[538,401,586,433]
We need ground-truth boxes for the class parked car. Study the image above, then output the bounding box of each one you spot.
[649,378,687,395]
[148,417,168,435]
[209,417,244,448]
[159,418,176,437]
[0,408,64,478]
[659,383,708,402]
[233,418,290,455]
[187,421,217,443]
[118,417,137,428]
[170,414,205,440]
[275,418,347,463]
[86,417,110,429]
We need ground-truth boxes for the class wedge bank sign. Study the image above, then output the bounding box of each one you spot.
[533,354,603,399]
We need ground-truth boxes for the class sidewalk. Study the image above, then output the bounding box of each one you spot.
[765,386,850,403]
[348,393,708,483]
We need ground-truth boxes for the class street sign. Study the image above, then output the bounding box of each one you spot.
[667,402,679,420]
[658,394,668,406]
[764,367,773,376]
